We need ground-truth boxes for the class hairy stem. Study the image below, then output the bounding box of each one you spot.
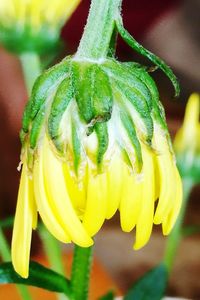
[71,246,93,300]
[75,0,122,60]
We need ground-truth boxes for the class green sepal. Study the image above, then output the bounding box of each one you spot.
[116,16,180,97]
[29,103,46,149]
[120,111,142,172]
[22,100,33,134]
[95,122,109,167]
[48,76,73,152]
[72,122,81,174]
[72,62,113,126]
[114,79,153,145]
[0,261,71,296]
[72,62,95,123]
[102,60,152,107]
[103,60,154,144]
[19,128,27,147]
[122,62,168,130]
[92,65,113,123]
[22,58,70,133]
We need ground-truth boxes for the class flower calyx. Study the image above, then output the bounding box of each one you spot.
[20,56,173,178]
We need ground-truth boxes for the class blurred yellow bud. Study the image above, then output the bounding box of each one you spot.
[0,0,81,54]
[174,93,200,181]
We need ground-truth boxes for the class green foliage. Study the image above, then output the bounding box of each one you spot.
[124,264,168,300]
[99,291,115,300]
[0,261,71,296]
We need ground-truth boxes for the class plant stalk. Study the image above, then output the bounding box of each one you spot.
[71,245,93,300]
[75,0,122,60]
[19,52,42,94]
[0,227,11,261]
[39,225,65,275]
[70,1,125,299]
[164,177,194,272]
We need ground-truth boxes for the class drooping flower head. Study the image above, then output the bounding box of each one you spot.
[0,0,80,54]
[174,93,200,182]
[12,0,182,278]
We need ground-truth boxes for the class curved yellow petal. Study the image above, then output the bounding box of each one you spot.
[46,0,81,24]
[11,164,36,278]
[120,164,142,232]
[162,168,182,235]
[33,156,70,243]
[83,170,108,236]
[154,134,176,224]
[134,145,155,250]
[174,93,200,153]
[63,163,87,215]
[43,137,93,247]
[3,0,81,28]
[106,155,123,219]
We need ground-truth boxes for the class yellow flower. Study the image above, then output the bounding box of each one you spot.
[0,0,80,53]
[174,93,200,181]
[11,58,182,278]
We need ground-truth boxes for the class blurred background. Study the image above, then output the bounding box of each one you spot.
[0,0,199,299]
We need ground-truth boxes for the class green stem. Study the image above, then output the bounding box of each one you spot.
[75,0,122,60]
[0,227,11,261]
[71,246,93,300]
[39,225,65,275]
[164,177,194,272]
[19,52,42,95]
[39,226,67,300]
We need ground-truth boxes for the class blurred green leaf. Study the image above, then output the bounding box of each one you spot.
[0,216,14,229]
[99,291,115,300]
[0,261,71,296]
[182,225,200,237]
[124,264,167,300]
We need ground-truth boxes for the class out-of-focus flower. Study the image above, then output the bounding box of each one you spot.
[11,57,182,278]
[174,93,200,182]
[0,0,81,54]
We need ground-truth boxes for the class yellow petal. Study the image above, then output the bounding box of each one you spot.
[106,155,123,219]
[154,134,176,224]
[162,168,183,235]
[174,93,200,153]
[134,145,155,250]
[43,137,93,247]
[33,156,70,243]
[83,170,108,236]
[11,164,37,278]
[63,162,87,215]
[120,164,142,232]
